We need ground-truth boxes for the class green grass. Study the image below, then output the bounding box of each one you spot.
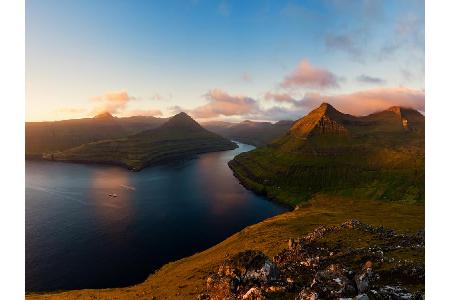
[26,195,424,300]
[45,114,237,170]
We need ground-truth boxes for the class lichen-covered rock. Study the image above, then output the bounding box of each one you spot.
[219,250,280,284]
[311,264,356,298]
[298,288,319,300]
[199,220,424,300]
[242,287,266,300]
[206,273,238,300]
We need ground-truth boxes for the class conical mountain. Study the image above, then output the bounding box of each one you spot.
[289,103,350,138]
[46,112,237,171]
[229,103,424,205]
[159,112,203,131]
[93,111,115,120]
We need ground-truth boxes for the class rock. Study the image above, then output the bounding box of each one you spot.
[311,264,356,298]
[354,262,377,293]
[206,273,238,300]
[219,250,279,284]
[242,287,266,300]
[199,221,424,300]
[298,288,319,300]
[363,261,373,271]
[197,293,210,300]
[369,285,416,299]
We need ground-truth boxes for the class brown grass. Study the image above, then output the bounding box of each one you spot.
[26,195,424,300]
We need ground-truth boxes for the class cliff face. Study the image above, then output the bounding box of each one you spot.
[45,112,237,171]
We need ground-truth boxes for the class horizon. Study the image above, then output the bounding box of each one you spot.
[25,101,425,124]
[26,0,424,122]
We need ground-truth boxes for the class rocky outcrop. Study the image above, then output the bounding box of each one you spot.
[199,220,424,299]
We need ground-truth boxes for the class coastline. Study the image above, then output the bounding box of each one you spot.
[26,195,424,299]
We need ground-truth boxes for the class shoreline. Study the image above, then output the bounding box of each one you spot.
[26,196,424,299]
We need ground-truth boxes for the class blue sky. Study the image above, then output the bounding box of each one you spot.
[26,0,424,121]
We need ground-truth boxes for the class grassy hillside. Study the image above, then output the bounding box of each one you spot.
[25,113,167,157]
[203,120,293,147]
[26,195,424,299]
[229,103,425,206]
[45,112,237,171]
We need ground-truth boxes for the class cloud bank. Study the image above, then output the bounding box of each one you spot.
[265,87,424,116]
[190,89,260,118]
[281,60,340,89]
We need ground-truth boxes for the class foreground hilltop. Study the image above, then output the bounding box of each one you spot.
[44,112,237,171]
[229,103,425,205]
[26,196,424,299]
[26,112,167,157]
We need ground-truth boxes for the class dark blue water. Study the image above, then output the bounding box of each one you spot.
[25,142,287,292]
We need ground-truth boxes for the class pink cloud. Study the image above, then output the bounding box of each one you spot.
[270,87,424,116]
[281,60,340,89]
[190,89,260,118]
[264,92,297,104]
[91,90,134,115]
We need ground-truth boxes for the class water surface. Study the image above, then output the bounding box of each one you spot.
[26,142,287,292]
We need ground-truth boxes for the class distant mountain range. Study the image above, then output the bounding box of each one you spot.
[25,112,167,158]
[43,112,237,171]
[202,119,294,147]
[229,103,425,205]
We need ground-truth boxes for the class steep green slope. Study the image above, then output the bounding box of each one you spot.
[203,119,293,147]
[229,103,424,205]
[25,113,167,157]
[45,112,237,170]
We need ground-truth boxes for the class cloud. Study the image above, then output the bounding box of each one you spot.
[281,60,340,89]
[325,33,362,58]
[264,92,298,105]
[148,92,172,101]
[380,13,424,59]
[121,108,163,117]
[91,90,134,115]
[268,87,424,116]
[189,89,260,118]
[356,74,386,85]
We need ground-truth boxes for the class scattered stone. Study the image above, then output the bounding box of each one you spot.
[298,288,319,300]
[200,220,424,300]
[242,287,266,300]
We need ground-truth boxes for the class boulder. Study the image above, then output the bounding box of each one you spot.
[311,264,356,298]
[298,288,319,300]
[242,287,266,300]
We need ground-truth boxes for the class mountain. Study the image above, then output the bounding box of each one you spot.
[44,112,237,171]
[25,113,167,158]
[229,103,425,205]
[203,119,294,147]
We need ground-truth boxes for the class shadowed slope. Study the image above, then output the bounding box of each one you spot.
[203,119,294,147]
[45,112,237,171]
[26,113,167,157]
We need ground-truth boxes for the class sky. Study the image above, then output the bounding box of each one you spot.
[26,0,424,122]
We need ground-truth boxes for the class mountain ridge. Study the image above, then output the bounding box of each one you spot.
[44,112,237,171]
[229,103,424,205]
